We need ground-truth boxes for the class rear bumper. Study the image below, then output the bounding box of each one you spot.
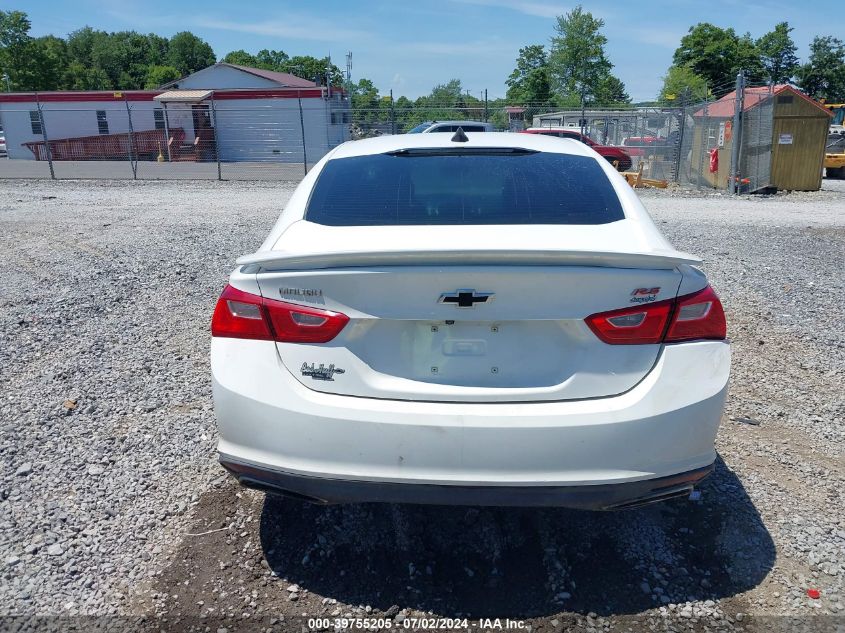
[212,338,730,505]
[221,456,714,509]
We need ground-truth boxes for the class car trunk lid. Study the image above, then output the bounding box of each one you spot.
[249,222,693,403]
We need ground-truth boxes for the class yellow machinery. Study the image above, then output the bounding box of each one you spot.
[823,103,845,179]
[827,152,845,178]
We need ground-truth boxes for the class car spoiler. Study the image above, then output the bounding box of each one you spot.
[236,249,702,271]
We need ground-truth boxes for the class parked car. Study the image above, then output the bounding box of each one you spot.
[211,131,729,509]
[521,127,632,171]
[407,120,494,133]
[623,132,679,160]
[0,132,6,157]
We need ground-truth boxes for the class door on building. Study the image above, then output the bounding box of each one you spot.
[191,104,216,162]
[770,117,827,191]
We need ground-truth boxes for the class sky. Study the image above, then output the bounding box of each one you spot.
[4,0,841,101]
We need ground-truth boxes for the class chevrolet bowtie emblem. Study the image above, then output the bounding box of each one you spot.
[438,289,494,308]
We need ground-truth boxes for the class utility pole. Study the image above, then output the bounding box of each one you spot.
[728,71,745,194]
[345,51,352,94]
[326,54,332,98]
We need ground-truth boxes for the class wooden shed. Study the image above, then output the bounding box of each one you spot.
[690,85,831,191]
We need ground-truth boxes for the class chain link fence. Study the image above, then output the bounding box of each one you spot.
[0,100,337,181]
[0,81,779,192]
[739,92,775,193]
[675,82,777,193]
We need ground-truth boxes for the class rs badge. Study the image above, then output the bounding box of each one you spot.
[630,287,660,304]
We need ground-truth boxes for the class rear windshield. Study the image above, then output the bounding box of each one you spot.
[305,150,624,226]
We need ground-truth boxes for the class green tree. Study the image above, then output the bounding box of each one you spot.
[88,31,134,87]
[66,26,98,67]
[673,23,764,90]
[796,35,845,101]
[394,94,414,130]
[735,32,765,83]
[30,35,68,90]
[658,63,711,104]
[255,49,290,70]
[284,55,342,86]
[0,10,35,90]
[62,60,109,90]
[428,78,463,104]
[548,6,612,107]
[221,49,257,66]
[506,44,551,105]
[144,64,181,88]
[167,31,215,76]
[351,77,380,123]
[592,74,630,105]
[757,22,799,83]
[145,33,169,66]
[222,49,342,84]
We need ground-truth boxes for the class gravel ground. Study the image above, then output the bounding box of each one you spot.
[0,177,843,632]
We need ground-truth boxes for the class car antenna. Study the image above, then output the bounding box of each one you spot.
[451,127,469,142]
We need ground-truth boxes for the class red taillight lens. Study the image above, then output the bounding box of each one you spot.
[664,285,726,342]
[264,296,349,343]
[211,284,348,343]
[585,299,674,345]
[585,285,726,345]
[211,285,274,340]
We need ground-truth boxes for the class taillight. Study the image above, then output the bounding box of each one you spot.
[664,285,726,342]
[585,299,674,345]
[585,285,726,345]
[264,296,349,343]
[211,284,348,343]
[211,285,273,340]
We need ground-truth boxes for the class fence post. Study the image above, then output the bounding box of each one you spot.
[125,100,137,180]
[673,87,689,183]
[162,103,172,162]
[36,102,55,180]
[484,89,488,123]
[390,89,395,134]
[210,96,222,181]
[729,71,745,194]
[298,95,308,175]
[580,95,586,136]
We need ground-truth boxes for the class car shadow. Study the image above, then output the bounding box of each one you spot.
[259,456,774,619]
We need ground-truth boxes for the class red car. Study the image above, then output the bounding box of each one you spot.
[520,128,632,171]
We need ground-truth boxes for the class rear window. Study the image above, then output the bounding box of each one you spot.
[306,150,624,226]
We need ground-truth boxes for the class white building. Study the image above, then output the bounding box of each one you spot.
[0,62,350,163]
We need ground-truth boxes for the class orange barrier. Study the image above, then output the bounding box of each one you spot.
[24,128,183,161]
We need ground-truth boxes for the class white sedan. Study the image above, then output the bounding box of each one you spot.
[211,130,730,509]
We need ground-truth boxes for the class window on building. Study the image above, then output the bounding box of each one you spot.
[331,111,351,125]
[153,109,166,130]
[96,110,109,135]
[29,111,42,135]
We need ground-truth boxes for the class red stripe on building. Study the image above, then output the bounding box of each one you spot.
[0,88,336,104]
[0,92,158,103]
[212,89,326,100]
